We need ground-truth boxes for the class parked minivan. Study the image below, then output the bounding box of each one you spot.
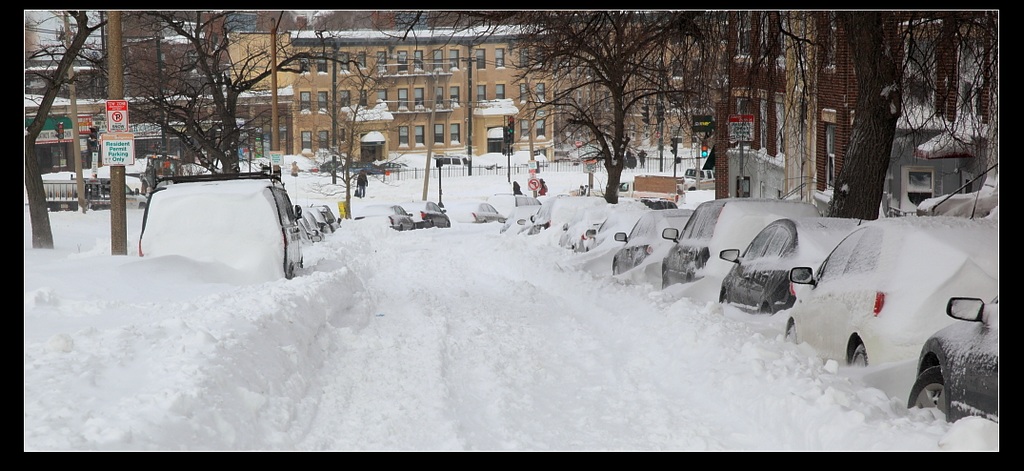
[138,172,305,280]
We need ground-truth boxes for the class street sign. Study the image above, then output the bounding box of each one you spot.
[528,178,541,191]
[692,115,714,133]
[269,151,284,166]
[106,100,129,132]
[575,140,583,148]
[728,114,754,142]
[100,132,135,166]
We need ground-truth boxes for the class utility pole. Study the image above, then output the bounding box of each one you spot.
[465,53,474,175]
[422,70,439,201]
[330,44,338,185]
[271,18,279,154]
[62,11,86,213]
[108,11,127,255]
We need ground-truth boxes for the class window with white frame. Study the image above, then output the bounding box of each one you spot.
[535,119,546,138]
[300,58,310,73]
[414,125,425,145]
[826,123,836,187]
[301,131,312,150]
[357,51,366,69]
[450,123,460,143]
[318,91,328,113]
[399,126,409,146]
[434,87,444,107]
[535,83,545,102]
[434,124,444,144]
[398,88,409,109]
[377,51,387,74]
[300,91,311,111]
[495,48,505,68]
[339,90,351,107]
[775,93,785,152]
[359,90,367,107]
[477,85,486,102]
[338,52,349,72]
[316,58,327,74]
[520,119,529,139]
[905,167,935,206]
[433,49,443,71]
[377,89,387,107]
[520,83,528,102]
[496,84,505,100]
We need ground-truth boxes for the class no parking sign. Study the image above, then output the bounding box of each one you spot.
[528,178,541,191]
[106,100,129,132]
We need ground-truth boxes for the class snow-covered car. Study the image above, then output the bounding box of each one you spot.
[486,193,541,219]
[612,208,694,276]
[660,198,820,295]
[353,204,417,231]
[717,216,862,315]
[500,204,543,235]
[444,200,506,224]
[138,172,305,280]
[907,296,998,423]
[525,195,608,237]
[399,201,451,229]
[785,216,999,367]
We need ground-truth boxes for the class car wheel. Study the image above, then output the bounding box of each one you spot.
[848,342,869,367]
[908,366,947,415]
[719,287,728,304]
[661,264,670,289]
[759,302,773,315]
[784,318,798,343]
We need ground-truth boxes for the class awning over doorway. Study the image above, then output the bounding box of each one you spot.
[914,131,975,159]
[487,127,504,139]
[702,146,716,170]
[361,131,385,143]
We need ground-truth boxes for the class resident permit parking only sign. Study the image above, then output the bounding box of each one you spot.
[101,132,135,166]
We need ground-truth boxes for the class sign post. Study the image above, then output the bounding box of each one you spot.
[729,114,754,197]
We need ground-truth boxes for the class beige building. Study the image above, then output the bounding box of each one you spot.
[234,27,554,165]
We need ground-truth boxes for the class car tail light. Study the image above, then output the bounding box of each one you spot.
[645,245,653,255]
[873,292,885,316]
[789,282,795,297]
[138,240,144,257]
[421,211,427,220]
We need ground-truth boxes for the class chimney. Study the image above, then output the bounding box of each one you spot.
[296,14,307,29]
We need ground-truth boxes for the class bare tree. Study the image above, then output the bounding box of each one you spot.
[25,11,105,249]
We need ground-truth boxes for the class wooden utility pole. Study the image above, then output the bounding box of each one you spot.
[108,11,127,255]
[62,11,86,213]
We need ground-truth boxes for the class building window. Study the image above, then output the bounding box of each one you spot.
[906,167,935,206]
[450,123,460,143]
[759,99,768,149]
[377,51,387,74]
[495,48,505,68]
[377,89,387,107]
[476,49,486,69]
[519,48,529,68]
[414,125,425,145]
[300,58,310,73]
[433,49,444,71]
[520,83,528,102]
[300,91,311,112]
[316,58,327,74]
[339,90,351,107]
[317,91,328,113]
[414,87,425,108]
[301,131,312,150]
[535,83,545,102]
[520,119,529,139]
[398,89,409,109]
[758,12,771,59]
[449,49,460,70]
[318,130,329,150]
[450,86,460,107]
[775,93,785,152]
[359,90,367,107]
[495,84,505,100]
[477,85,486,102]
[399,126,409,146]
[397,51,408,73]
[736,96,751,115]
[338,52,349,72]
[357,52,366,69]
[435,87,445,108]
[414,50,424,71]
[826,123,836,188]
[434,124,444,144]
[737,11,751,56]
[825,12,837,68]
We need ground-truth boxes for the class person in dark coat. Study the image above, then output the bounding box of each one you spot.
[513,181,523,195]
[356,170,368,198]
[638,150,647,168]
[538,179,548,196]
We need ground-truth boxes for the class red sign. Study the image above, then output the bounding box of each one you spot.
[528,178,541,191]
[575,140,583,148]
[729,114,754,123]
[106,100,129,132]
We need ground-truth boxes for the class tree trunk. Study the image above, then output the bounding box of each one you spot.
[829,12,901,220]
[25,140,54,249]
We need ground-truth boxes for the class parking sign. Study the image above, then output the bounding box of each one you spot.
[106,100,129,132]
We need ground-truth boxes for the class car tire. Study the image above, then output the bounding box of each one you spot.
[908,366,947,414]
[784,318,798,344]
[849,342,869,367]
[719,287,728,304]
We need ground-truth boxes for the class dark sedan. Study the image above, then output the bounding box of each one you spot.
[908,296,998,423]
[717,217,861,314]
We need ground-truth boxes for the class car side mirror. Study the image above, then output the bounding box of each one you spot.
[946,297,985,323]
[561,222,569,231]
[614,232,628,243]
[789,266,815,286]
[720,249,740,263]
[294,205,302,218]
[662,227,679,242]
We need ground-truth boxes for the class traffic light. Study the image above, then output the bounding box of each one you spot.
[655,102,665,123]
[641,105,650,125]
[670,137,680,156]
[701,144,709,158]
[56,121,65,140]
[507,116,515,142]
[88,126,99,152]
